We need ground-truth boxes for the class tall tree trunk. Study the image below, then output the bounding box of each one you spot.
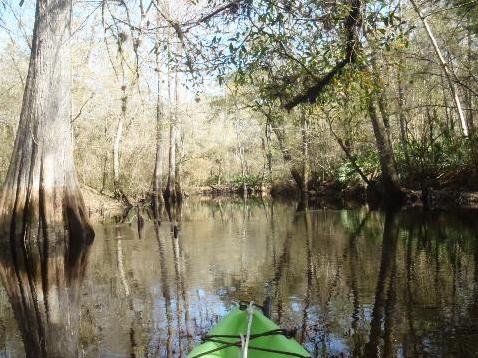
[165,72,177,203]
[0,0,93,241]
[175,137,183,203]
[265,119,273,180]
[410,0,469,137]
[152,39,165,217]
[164,29,177,204]
[466,26,475,134]
[0,2,93,355]
[368,96,405,205]
[100,116,109,194]
[239,146,248,199]
[465,25,478,172]
[174,74,183,203]
[397,0,411,170]
[397,65,411,169]
[233,99,248,198]
[377,92,396,167]
[113,104,124,196]
[113,77,130,206]
[300,110,310,196]
[165,121,176,204]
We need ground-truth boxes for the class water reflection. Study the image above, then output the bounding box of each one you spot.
[0,230,92,357]
[0,200,478,357]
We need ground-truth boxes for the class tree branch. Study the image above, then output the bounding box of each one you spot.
[71,92,95,123]
[284,0,362,110]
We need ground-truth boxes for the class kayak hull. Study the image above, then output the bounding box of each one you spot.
[188,307,310,358]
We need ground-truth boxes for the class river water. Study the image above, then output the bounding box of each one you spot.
[0,198,477,357]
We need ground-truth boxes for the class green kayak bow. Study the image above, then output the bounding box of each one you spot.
[188,304,310,358]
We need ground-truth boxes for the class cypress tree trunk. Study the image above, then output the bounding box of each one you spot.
[164,39,177,204]
[174,76,183,203]
[0,0,94,354]
[175,137,183,202]
[0,0,93,241]
[165,105,177,203]
[100,116,109,194]
[113,106,124,197]
[152,43,165,216]
[112,79,130,206]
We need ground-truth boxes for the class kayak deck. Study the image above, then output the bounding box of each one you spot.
[188,307,310,358]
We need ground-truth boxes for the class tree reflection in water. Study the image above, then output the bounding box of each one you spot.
[0,229,92,358]
[0,201,478,357]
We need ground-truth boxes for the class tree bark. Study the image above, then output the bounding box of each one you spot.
[165,119,176,203]
[174,72,183,203]
[466,26,475,134]
[113,109,124,195]
[0,0,94,355]
[265,120,273,180]
[0,0,93,241]
[368,96,405,205]
[165,72,177,203]
[300,110,310,195]
[164,30,177,204]
[100,115,109,194]
[397,65,411,168]
[152,40,165,217]
[112,81,130,206]
[175,135,183,202]
[239,146,248,199]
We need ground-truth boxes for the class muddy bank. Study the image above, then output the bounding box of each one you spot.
[81,185,125,220]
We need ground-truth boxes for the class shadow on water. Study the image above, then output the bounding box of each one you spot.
[1,200,478,357]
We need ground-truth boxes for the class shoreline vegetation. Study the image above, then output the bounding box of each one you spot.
[80,179,478,221]
[0,0,477,356]
[1,0,478,225]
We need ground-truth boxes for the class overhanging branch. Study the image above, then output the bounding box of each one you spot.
[284,0,362,110]
[284,58,349,110]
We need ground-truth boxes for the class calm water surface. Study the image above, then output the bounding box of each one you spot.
[0,199,478,357]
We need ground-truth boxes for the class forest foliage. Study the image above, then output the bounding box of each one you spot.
[0,0,477,204]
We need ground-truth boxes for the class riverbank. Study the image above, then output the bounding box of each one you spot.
[81,185,126,221]
[163,183,478,211]
[80,181,478,217]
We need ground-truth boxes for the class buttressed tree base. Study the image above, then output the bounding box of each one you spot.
[0,0,94,244]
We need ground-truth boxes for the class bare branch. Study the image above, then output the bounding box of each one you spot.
[71,92,95,123]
